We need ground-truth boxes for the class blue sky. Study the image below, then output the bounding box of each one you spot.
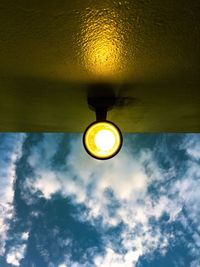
[0,133,200,267]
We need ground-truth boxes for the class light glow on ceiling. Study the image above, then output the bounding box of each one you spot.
[80,8,124,77]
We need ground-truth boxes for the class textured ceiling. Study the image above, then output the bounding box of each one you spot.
[0,0,199,132]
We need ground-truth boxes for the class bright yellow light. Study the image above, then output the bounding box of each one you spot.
[95,129,116,151]
[83,121,122,160]
[79,8,124,78]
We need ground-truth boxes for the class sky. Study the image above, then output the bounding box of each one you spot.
[0,133,200,267]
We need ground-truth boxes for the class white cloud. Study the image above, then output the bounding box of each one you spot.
[24,134,63,200]
[34,170,61,199]
[172,135,200,229]
[25,134,200,266]
[27,133,63,170]
[94,248,127,267]
[182,134,200,160]
[0,134,26,256]
[58,255,85,267]
[21,232,29,241]
[6,244,26,266]
[26,136,174,266]
[191,260,200,267]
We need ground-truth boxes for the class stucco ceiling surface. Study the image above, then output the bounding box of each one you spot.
[0,0,199,132]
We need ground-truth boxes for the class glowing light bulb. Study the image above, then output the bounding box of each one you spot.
[83,121,122,160]
[94,129,115,151]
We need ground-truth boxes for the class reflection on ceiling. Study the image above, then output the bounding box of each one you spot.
[79,8,125,77]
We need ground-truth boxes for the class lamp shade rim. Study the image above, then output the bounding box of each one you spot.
[83,120,123,160]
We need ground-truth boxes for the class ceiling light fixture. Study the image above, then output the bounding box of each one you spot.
[83,95,123,160]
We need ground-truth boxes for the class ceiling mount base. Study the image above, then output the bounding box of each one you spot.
[88,96,116,121]
[87,83,116,121]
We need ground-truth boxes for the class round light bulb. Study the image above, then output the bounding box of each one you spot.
[95,129,116,151]
[83,121,123,160]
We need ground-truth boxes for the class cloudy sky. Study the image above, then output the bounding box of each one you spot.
[0,133,200,267]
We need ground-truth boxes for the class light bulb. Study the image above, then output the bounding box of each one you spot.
[83,121,122,160]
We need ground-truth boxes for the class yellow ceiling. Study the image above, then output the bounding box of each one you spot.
[0,0,199,132]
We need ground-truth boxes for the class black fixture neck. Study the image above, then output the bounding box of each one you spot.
[95,107,107,121]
